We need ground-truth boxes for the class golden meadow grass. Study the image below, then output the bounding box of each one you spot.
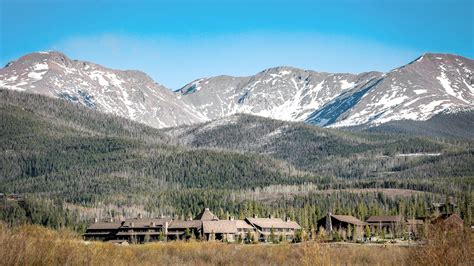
[0,223,471,266]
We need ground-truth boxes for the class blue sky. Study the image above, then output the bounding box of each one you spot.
[1,0,473,89]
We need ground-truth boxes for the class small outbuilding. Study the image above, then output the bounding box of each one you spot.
[317,213,366,231]
[366,215,405,231]
[245,216,301,242]
[431,213,464,229]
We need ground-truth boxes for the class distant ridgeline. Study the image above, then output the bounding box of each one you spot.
[1,52,473,129]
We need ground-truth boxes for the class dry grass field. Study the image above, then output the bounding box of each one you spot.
[0,223,471,266]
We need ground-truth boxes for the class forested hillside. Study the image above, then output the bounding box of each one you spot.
[1,89,472,231]
[1,90,315,195]
[365,111,474,139]
[166,114,473,180]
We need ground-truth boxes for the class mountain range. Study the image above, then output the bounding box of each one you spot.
[0,51,473,129]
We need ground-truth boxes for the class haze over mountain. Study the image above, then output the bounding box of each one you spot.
[0,51,472,129]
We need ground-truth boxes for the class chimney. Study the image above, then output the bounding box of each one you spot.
[94,218,98,223]
[229,216,234,221]
[253,214,258,218]
[205,208,210,211]
[326,212,332,232]
[164,221,169,235]
[151,222,156,227]
[286,217,291,222]
[109,218,114,223]
[268,214,273,219]
[130,222,135,227]
[138,213,143,219]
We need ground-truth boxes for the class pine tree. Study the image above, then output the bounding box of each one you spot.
[365,225,371,240]
[184,228,191,241]
[279,234,285,243]
[346,224,352,241]
[294,229,304,243]
[245,231,252,243]
[270,226,276,243]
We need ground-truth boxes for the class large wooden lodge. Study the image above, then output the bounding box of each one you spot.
[84,203,464,244]
[84,208,301,243]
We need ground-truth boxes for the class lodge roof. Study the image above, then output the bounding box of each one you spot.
[83,232,111,236]
[121,218,172,228]
[168,220,202,229]
[86,222,122,230]
[203,220,238,234]
[366,215,404,223]
[330,214,366,226]
[194,208,219,221]
[246,217,301,229]
[235,219,254,229]
[116,232,163,236]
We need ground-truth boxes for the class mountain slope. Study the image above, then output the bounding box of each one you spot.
[1,89,316,202]
[365,110,474,139]
[306,53,474,127]
[165,114,474,179]
[178,53,473,128]
[0,52,206,128]
[177,67,382,122]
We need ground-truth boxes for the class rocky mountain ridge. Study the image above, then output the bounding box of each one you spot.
[1,51,472,128]
[0,52,206,128]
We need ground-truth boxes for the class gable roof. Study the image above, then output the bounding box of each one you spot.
[121,218,172,228]
[168,220,202,229]
[86,221,122,230]
[330,215,366,226]
[432,213,464,226]
[203,220,238,234]
[246,217,301,229]
[444,213,464,224]
[366,215,404,223]
[194,208,219,221]
[235,220,254,229]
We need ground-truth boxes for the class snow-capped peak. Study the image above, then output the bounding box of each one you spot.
[1,52,473,129]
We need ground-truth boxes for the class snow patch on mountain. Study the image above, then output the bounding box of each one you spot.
[27,71,46,80]
[90,71,109,87]
[414,89,427,95]
[33,62,49,71]
[437,71,469,104]
[340,80,354,90]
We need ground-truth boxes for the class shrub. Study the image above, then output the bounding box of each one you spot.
[409,223,471,265]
